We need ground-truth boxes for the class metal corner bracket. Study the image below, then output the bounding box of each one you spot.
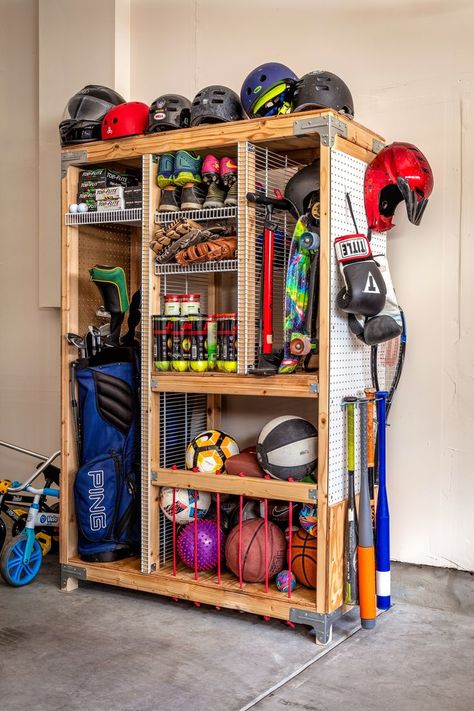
[309,382,319,394]
[151,470,158,482]
[372,138,385,154]
[61,149,88,178]
[60,563,87,589]
[293,115,348,147]
[290,606,343,644]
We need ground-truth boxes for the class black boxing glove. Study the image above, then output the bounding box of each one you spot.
[335,234,386,316]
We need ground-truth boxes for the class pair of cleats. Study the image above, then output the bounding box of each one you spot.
[157,151,237,211]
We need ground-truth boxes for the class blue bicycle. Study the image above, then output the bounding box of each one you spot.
[0,442,60,586]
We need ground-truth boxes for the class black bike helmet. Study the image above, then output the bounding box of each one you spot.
[292,71,354,117]
[59,85,126,146]
[147,94,191,133]
[284,160,320,218]
[190,85,244,126]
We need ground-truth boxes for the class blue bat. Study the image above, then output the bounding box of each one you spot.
[375,390,390,609]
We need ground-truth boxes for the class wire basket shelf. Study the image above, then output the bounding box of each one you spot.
[65,208,142,226]
[155,206,237,225]
[154,259,238,276]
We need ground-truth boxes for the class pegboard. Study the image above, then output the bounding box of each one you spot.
[77,224,138,334]
[328,150,386,504]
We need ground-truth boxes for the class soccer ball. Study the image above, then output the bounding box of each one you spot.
[160,487,211,525]
[186,429,239,473]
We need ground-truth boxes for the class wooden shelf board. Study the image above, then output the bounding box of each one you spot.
[151,371,319,398]
[68,557,317,618]
[152,468,317,503]
[61,110,384,164]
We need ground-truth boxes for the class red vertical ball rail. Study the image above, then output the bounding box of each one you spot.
[288,501,293,599]
[216,492,221,585]
[238,494,244,589]
[264,498,269,593]
[172,487,177,576]
[194,489,199,581]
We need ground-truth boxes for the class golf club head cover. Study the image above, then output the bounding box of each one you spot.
[335,234,386,316]
[348,255,403,345]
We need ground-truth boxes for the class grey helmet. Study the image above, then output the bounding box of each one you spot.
[147,94,191,133]
[191,85,244,126]
[284,160,320,218]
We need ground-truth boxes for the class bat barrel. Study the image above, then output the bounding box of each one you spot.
[376,391,391,609]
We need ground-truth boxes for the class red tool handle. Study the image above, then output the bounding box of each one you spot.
[263,225,274,354]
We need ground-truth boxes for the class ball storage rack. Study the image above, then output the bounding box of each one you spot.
[60,111,386,644]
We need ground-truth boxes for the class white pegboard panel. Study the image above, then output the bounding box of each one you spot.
[328,150,386,504]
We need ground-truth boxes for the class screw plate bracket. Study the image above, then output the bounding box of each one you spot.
[289,606,343,644]
[294,115,348,147]
[60,563,87,589]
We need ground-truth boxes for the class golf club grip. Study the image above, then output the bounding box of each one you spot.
[343,397,358,605]
[246,192,292,212]
[358,399,376,629]
[376,391,390,609]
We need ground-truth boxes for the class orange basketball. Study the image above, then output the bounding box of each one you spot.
[225,518,287,583]
[291,529,317,588]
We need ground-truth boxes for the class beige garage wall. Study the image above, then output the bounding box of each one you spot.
[0,0,472,569]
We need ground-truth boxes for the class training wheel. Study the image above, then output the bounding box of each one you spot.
[0,535,43,586]
[290,335,312,356]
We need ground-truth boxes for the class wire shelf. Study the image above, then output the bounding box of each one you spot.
[154,259,238,276]
[65,208,142,226]
[155,206,237,225]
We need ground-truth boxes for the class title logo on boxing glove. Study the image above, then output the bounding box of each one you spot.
[335,234,371,262]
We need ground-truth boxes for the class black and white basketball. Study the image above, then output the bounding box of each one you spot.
[256,416,317,481]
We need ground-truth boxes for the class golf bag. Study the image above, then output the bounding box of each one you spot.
[74,347,140,562]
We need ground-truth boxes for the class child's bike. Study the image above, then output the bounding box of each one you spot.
[0,441,60,586]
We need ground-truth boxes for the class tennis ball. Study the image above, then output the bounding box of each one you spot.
[172,361,188,372]
[223,361,237,373]
[154,361,170,372]
[190,361,208,373]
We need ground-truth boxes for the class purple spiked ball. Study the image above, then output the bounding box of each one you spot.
[177,519,225,571]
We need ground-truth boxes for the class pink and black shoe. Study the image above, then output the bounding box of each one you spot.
[202,154,220,184]
[220,157,238,187]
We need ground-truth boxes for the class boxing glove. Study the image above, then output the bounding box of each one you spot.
[335,234,386,316]
[348,255,403,346]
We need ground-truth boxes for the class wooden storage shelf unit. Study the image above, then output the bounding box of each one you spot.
[61,110,384,644]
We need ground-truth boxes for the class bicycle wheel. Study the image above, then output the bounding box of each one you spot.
[0,535,43,586]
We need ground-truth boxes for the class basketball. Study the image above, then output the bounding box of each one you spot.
[225,518,286,583]
[257,416,317,481]
[291,529,317,588]
[160,487,211,525]
[186,429,239,472]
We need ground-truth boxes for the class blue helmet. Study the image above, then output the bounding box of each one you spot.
[240,62,298,118]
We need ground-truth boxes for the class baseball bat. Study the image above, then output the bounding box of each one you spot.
[343,396,358,605]
[358,398,376,629]
[375,390,391,609]
[365,387,376,538]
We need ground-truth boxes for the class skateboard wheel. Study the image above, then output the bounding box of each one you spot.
[300,232,319,250]
[290,335,311,356]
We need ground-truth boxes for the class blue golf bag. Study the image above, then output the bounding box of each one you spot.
[74,348,140,562]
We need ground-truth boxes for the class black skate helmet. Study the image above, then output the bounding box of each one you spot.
[284,160,320,219]
[59,85,125,146]
[292,71,354,117]
[147,94,191,133]
[191,85,244,126]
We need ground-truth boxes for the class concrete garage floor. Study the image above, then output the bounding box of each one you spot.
[0,559,473,711]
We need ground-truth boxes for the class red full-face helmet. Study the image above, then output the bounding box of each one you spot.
[364,142,433,233]
[102,101,149,139]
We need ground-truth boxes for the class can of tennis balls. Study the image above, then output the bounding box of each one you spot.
[189,316,208,372]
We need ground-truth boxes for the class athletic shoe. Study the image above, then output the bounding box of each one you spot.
[158,186,182,212]
[174,150,202,187]
[157,153,175,189]
[224,181,238,207]
[180,182,207,210]
[220,157,237,187]
[203,181,226,208]
[202,154,220,184]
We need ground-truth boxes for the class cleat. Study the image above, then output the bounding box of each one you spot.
[174,150,202,187]
[203,181,226,208]
[202,154,220,184]
[220,156,237,187]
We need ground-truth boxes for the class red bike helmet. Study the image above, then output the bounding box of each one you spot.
[102,102,149,139]
[364,142,433,233]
